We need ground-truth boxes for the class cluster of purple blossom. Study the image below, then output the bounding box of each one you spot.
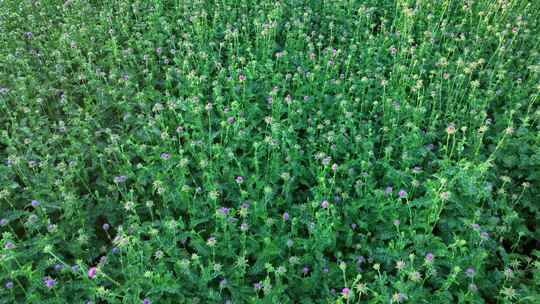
[384,187,407,198]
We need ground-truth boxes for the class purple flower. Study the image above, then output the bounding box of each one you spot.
[351,223,357,229]
[160,153,170,160]
[44,277,55,289]
[342,288,350,297]
[398,189,407,198]
[320,200,329,209]
[88,267,97,278]
[31,200,40,207]
[323,267,329,273]
[466,267,476,277]
[111,247,119,254]
[4,241,15,250]
[235,176,244,184]
[385,186,393,196]
[425,253,434,263]
[393,219,401,226]
[282,212,289,221]
[218,207,229,215]
[0,218,7,226]
[239,74,246,82]
[114,175,127,183]
[207,237,216,246]
[54,264,63,271]
[143,298,151,304]
[102,223,110,231]
[254,282,262,290]
[302,266,310,275]
[322,157,332,165]
[5,281,13,289]
[286,239,293,247]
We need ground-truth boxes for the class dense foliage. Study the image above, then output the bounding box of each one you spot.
[1,0,539,303]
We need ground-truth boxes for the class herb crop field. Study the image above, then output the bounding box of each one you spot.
[1,0,539,303]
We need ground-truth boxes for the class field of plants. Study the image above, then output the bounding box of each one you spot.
[1,0,539,303]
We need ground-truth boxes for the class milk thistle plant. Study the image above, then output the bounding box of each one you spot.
[1,0,540,303]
